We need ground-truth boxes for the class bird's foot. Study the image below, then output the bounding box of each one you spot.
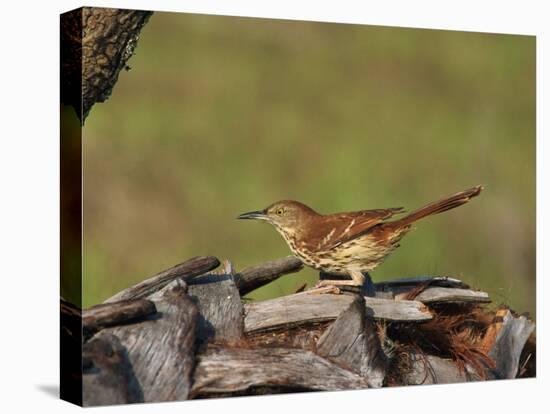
[305,279,363,295]
[315,279,361,288]
[305,284,342,295]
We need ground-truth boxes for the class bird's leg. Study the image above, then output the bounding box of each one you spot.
[349,269,366,285]
[315,279,362,287]
[310,270,363,295]
[361,272,376,297]
[312,270,376,296]
[304,285,343,295]
[314,271,359,289]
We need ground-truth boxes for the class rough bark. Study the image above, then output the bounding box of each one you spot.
[60,7,153,123]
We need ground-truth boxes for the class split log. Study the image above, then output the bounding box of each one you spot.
[483,309,535,379]
[191,344,370,397]
[234,255,303,295]
[83,299,156,334]
[187,273,244,345]
[316,296,387,387]
[244,292,432,334]
[104,256,220,303]
[82,333,139,406]
[96,282,198,402]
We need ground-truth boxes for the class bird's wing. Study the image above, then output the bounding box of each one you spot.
[311,207,405,251]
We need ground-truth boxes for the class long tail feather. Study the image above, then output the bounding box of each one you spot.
[395,185,483,226]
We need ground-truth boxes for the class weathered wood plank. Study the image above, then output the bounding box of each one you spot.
[485,309,535,379]
[187,273,244,344]
[191,345,369,397]
[402,352,484,385]
[402,287,491,304]
[83,299,157,333]
[245,293,354,333]
[317,296,387,387]
[103,256,220,303]
[363,296,432,321]
[97,283,198,402]
[374,275,469,290]
[82,333,140,406]
[235,256,304,296]
[244,293,432,333]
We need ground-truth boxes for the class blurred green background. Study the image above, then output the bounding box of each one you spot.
[82,12,536,317]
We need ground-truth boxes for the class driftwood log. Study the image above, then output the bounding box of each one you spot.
[61,255,536,406]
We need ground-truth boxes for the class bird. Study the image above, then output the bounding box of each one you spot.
[237,185,483,289]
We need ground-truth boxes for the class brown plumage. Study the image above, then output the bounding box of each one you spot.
[238,185,483,287]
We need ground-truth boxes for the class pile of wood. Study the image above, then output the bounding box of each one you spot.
[61,255,536,406]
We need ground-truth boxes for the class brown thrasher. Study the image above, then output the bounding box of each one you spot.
[238,185,483,288]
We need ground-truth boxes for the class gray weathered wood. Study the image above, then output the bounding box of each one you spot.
[97,283,198,402]
[83,299,156,333]
[374,275,469,290]
[403,287,491,304]
[402,352,484,386]
[235,255,304,296]
[83,333,140,406]
[188,273,244,344]
[316,296,387,387]
[244,292,432,334]
[363,296,432,321]
[487,310,535,379]
[191,345,369,396]
[104,256,220,303]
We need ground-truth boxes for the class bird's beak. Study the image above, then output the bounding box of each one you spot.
[237,210,268,220]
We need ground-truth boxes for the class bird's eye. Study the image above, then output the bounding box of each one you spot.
[276,208,284,216]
